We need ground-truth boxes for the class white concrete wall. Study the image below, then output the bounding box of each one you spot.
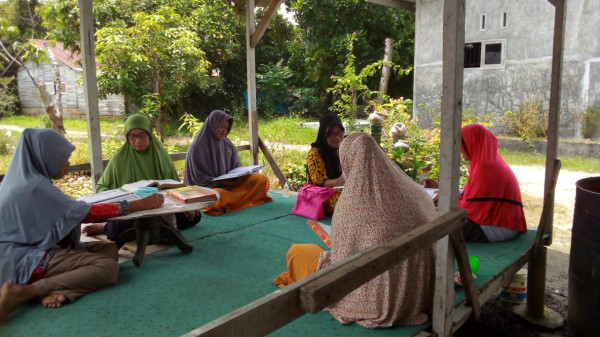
[414,0,600,137]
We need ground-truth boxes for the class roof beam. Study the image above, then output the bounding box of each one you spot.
[250,0,283,48]
[366,0,416,12]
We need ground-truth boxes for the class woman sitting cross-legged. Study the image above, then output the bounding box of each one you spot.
[82,114,200,240]
[0,129,164,319]
[274,133,437,328]
[423,123,527,242]
[183,110,272,216]
[305,114,345,216]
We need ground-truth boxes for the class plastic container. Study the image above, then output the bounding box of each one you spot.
[500,269,527,303]
[468,256,479,276]
[283,183,290,198]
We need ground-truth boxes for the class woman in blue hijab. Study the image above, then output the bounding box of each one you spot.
[0,129,163,319]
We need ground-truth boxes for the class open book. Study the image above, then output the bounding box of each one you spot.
[213,165,265,182]
[121,179,186,193]
[425,188,439,201]
[166,185,219,204]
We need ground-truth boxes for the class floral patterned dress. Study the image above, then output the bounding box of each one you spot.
[306,147,342,216]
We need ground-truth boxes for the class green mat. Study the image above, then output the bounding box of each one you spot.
[1,194,534,337]
[0,193,425,337]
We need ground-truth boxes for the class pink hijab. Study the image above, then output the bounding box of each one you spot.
[317,133,437,328]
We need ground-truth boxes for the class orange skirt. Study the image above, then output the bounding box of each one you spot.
[203,173,273,216]
[273,244,325,288]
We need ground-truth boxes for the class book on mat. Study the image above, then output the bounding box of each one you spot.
[166,185,218,204]
[213,165,264,182]
[121,179,186,193]
[307,219,332,248]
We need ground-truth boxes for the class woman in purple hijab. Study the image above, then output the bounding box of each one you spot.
[184,110,272,215]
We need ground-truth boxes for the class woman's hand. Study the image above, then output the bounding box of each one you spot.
[323,175,345,188]
[129,193,164,212]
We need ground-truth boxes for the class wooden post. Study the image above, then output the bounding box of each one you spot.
[433,0,465,336]
[246,0,259,164]
[526,0,566,319]
[78,0,103,192]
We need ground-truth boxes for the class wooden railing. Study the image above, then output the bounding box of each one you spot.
[67,145,251,173]
[183,210,467,337]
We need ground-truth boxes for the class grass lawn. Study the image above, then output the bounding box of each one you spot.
[1,115,599,200]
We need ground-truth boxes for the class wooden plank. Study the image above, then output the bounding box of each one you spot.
[533,159,561,254]
[366,0,416,11]
[299,210,467,313]
[245,0,259,165]
[78,0,103,192]
[67,146,251,173]
[526,247,547,318]
[258,137,290,190]
[434,0,465,336]
[449,230,481,321]
[250,0,283,48]
[185,210,466,336]
[543,0,565,246]
[183,281,304,337]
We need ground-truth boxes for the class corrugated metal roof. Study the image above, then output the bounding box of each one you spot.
[29,39,81,70]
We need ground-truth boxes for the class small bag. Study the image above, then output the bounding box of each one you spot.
[291,184,338,220]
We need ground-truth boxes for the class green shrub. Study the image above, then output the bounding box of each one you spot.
[0,79,20,119]
[500,98,548,145]
[581,101,600,139]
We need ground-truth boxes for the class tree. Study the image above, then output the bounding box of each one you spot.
[0,19,66,133]
[287,0,415,108]
[95,6,210,140]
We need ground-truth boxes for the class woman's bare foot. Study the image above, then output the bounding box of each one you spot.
[82,223,104,236]
[0,283,38,319]
[41,293,68,308]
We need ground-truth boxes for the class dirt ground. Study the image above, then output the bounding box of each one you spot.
[454,165,596,336]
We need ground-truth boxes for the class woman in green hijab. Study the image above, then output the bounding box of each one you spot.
[83,114,200,240]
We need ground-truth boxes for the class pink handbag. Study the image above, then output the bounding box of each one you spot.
[291,184,338,220]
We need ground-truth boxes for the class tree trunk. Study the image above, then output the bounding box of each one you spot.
[44,43,66,134]
[152,57,165,141]
[378,37,394,105]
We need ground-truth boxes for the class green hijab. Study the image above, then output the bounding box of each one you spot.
[96,114,179,192]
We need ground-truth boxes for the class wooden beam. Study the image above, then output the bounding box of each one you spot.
[542,0,565,245]
[184,210,466,336]
[434,0,465,336]
[258,137,290,190]
[250,0,283,48]
[78,0,103,192]
[299,210,467,313]
[367,0,416,11]
[246,0,259,164]
[449,230,481,321]
[67,145,251,173]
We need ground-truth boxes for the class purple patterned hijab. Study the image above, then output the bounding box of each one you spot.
[184,110,240,188]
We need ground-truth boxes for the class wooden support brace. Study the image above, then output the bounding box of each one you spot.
[449,229,481,321]
[258,137,290,190]
[250,0,283,48]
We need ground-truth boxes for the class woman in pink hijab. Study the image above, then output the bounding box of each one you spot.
[275,133,436,328]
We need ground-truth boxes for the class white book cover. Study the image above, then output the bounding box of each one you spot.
[213,165,264,181]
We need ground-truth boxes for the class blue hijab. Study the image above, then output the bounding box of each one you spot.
[184,110,240,188]
[0,129,91,285]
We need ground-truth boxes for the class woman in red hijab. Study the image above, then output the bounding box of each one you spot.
[458,124,527,242]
